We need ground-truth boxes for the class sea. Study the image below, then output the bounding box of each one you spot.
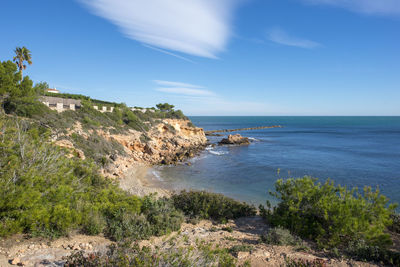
[148,116,400,207]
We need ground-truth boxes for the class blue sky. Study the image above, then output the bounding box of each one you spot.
[1,0,399,115]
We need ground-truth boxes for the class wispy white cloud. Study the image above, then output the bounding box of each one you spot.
[267,28,321,49]
[157,87,215,96]
[80,0,241,59]
[142,44,196,63]
[301,0,400,16]
[154,80,215,96]
[153,80,291,115]
[154,80,204,89]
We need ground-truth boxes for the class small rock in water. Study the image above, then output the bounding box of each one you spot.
[218,134,250,145]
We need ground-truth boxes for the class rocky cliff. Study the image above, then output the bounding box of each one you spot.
[57,119,207,178]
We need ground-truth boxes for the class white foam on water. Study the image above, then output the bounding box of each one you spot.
[151,170,163,181]
[189,154,209,162]
[209,150,228,156]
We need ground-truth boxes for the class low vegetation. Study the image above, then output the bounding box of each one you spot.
[172,190,257,223]
[261,176,400,265]
[65,242,245,267]
[260,227,302,246]
[261,177,396,248]
[285,257,328,267]
[0,116,140,237]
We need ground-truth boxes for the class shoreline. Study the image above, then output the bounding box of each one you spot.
[119,164,171,198]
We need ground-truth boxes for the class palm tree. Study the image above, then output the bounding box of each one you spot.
[13,46,32,80]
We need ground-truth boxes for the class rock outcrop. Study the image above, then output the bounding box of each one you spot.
[219,134,250,146]
[60,119,207,178]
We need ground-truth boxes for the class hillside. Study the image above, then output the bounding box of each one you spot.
[1,60,207,177]
[33,95,207,178]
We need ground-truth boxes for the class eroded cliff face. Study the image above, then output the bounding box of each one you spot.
[59,119,207,178]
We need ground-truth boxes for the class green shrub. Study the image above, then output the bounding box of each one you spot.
[261,177,397,249]
[389,213,400,233]
[0,116,141,238]
[106,212,152,241]
[70,132,126,165]
[172,191,256,223]
[228,245,253,254]
[285,257,328,267]
[347,239,400,266]
[104,195,184,242]
[82,210,107,236]
[260,227,302,246]
[65,242,239,267]
[141,195,185,236]
[222,226,233,233]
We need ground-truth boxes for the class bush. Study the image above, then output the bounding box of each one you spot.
[389,213,400,234]
[229,245,253,254]
[104,195,184,242]
[70,132,126,166]
[105,212,152,241]
[0,116,142,238]
[141,195,184,236]
[285,258,328,267]
[82,210,106,236]
[347,239,400,266]
[65,242,240,267]
[260,227,302,246]
[172,191,256,223]
[261,177,397,249]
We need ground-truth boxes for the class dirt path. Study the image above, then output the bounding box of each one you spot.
[139,217,378,267]
[0,218,380,266]
[0,235,112,266]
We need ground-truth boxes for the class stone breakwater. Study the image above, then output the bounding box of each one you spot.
[205,125,282,136]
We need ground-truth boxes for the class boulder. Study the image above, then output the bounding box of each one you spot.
[11,257,20,265]
[144,144,155,155]
[237,251,250,259]
[219,134,250,145]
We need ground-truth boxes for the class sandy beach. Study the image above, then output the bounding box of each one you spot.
[119,164,171,197]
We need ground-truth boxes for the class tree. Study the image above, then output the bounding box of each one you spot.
[13,46,32,81]
[156,103,175,112]
[0,60,46,116]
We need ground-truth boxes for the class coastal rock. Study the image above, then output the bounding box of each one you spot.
[237,251,250,259]
[61,119,207,178]
[11,257,21,265]
[219,134,250,145]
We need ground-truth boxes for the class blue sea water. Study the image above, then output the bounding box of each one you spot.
[152,117,400,207]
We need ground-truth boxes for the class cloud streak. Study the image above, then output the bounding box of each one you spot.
[154,80,215,96]
[80,0,241,58]
[301,0,400,16]
[142,44,196,63]
[267,28,321,49]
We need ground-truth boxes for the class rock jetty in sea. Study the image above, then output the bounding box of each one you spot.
[205,125,281,135]
[219,134,250,145]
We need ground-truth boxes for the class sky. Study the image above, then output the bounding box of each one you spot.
[1,0,399,116]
